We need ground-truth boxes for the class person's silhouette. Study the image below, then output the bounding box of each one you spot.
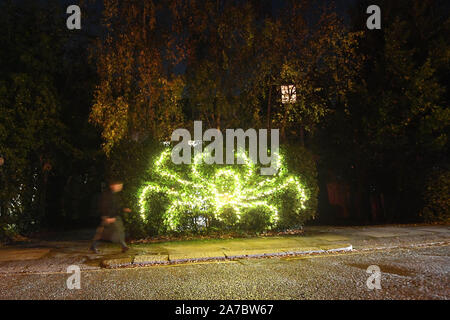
[90,179,131,253]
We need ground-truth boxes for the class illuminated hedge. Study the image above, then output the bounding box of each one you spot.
[138,148,310,232]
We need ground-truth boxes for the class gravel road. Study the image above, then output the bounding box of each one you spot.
[0,244,448,300]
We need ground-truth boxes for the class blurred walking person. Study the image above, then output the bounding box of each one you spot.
[90,179,131,253]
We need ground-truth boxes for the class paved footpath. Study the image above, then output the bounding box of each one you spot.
[0,225,449,299]
[0,225,448,274]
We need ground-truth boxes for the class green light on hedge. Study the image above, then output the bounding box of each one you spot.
[138,148,308,231]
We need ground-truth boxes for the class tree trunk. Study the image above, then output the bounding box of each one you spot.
[267,85,272,130]
[299,126,305,147]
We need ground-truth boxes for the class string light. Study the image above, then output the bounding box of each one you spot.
[138,147,309,231]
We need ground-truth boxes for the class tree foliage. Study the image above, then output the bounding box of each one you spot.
[0,0,101,240]
[315,0,449,223]
[0,0,69,234]
[90,0,364,150]
[90,0,185,155]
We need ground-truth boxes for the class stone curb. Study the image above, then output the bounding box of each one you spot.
[101,244,353,269]
[100,257,134,268]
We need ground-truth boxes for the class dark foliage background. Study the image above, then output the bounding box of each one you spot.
[0,0,448,241]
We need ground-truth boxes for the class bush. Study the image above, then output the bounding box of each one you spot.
[239,206,273,233]
[277,144,319,228]
[210,206,239,230]
[0,221,18,244]
[136,143,319,236]
[420,169,450,223]
[142,191,170,235]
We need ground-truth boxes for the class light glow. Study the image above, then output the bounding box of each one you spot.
[138,148,309,231]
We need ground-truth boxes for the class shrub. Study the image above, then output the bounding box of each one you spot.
[0,221,18,244]
[420,169,450,223]
[137,143,319,235]
[277,144,319,228]
[210,206,239,230]
[239,206,273,233]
